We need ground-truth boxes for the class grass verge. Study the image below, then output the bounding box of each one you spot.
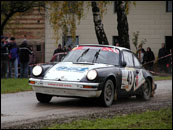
[1,78,32,94]
[47,107,172,129]
[1,76,172,94]
[154,76,172,81]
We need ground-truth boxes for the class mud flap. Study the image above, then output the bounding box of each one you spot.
[151,83,157,97]
[114,88,118,101]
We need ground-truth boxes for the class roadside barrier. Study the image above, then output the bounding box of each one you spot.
[142,54,172,66]
[9,53,172,77]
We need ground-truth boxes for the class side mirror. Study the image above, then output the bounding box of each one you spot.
[122,61,127,67]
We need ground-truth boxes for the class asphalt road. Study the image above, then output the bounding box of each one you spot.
[1,80,172,129]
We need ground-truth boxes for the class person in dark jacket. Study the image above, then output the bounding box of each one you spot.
[145,47,155,71]
[158,43,169,73]
[53,44,63,55]
[1,36,9,78]
[8,37,19,78]
[19,41,32,78]
[167,48,172,74]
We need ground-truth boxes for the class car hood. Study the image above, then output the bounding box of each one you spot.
[43,62,113,81]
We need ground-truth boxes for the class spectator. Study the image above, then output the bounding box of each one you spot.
[145,47,155,71]
[67,45,72,52]
[115,42,120,46]
[167,49,172,74]
[62,46,67,52]
[19,41,32,78]
[8,37,19,78]
[28,46,36,76]
[137,48,146,64]
[158,43,169,73]
[1,36,9,78]
[53,44,63,55]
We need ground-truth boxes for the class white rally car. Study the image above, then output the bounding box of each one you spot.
[29,44,157,107]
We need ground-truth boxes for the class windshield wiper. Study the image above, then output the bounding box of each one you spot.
[76,48,90,62]
[92,49,101,63]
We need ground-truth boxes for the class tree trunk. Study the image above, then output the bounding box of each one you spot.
[91,1,109,45]
[1,12,15,36]
[116,1,130,49]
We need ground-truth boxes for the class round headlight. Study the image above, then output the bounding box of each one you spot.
[32,65,43,76]
[87,70,97,80]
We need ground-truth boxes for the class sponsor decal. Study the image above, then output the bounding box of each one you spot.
[48,83,72,87]
[102,47,119,54]
[72,46,83,51]
[72,46,119,54]
[56,66,89,73]
[135,75,139,87]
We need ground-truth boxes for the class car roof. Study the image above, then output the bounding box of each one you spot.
[77,44,130,52]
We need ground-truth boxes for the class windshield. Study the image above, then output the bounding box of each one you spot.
[62,46,120,65]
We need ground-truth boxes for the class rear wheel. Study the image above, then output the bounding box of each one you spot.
[100,80,115,107]
[36,93,52,103]
[136,78,151,100]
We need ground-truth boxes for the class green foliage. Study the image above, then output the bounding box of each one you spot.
[132,31,147,53]
[125,1,136,15]
[154,76,172,81]
[1,78,32,94]
[97,1,112,18]
[132,31,139,51]
[47,1,84,44]
[47,1,111,44]
[47,107,172,129]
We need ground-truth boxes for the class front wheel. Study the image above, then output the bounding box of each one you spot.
[100,80,115,107]
[36,93,52,103]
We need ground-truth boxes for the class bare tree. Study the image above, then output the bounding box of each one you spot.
[1,1,44,35]
[116,1,130,49]
[91,1,109,45]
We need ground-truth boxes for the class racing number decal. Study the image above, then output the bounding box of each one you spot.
[134,70,145,91]
[122,68,145,92]
[127,71,133,86]
[121,69,135,92]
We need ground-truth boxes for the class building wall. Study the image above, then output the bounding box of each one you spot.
[45,1,172,62]
[4,7,45,63]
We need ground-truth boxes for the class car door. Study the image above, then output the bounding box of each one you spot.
[133,54,145,91]
[121,51,136,92]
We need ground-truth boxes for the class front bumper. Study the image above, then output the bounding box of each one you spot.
[29,78,102,98]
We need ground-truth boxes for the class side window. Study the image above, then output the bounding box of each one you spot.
[134,55,141,67]
[122,51,134,67]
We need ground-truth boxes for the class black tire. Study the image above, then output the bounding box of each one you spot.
[136,78,152,100]
[36,93,52,103]
[100,79,115,107]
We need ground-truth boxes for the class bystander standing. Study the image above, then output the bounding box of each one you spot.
[137,47,146,64]
[53,44,63,55]
[19,41,32,78]
[1,36,9,78]
[145,47,155,71]
[167,49,172,74]
[115,42,120,46]
[8,37,19,78]
[62,46,67,52]
[67,45,72,52]
[158,43,169,73]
